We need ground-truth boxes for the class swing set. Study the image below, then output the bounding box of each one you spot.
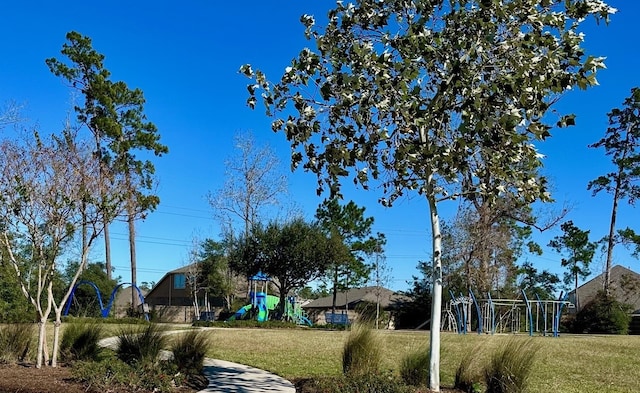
[444,288,574,337]
[63,280,149,321]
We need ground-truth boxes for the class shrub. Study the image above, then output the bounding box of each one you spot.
[573,291,632,334]
[72,357,136,389]
[342,324,382,376]
[60,322,104,362]
[484,338,540,393]
[399,347,429,386]
[170,329,210,374]
[0,323,34,363]
[116,323,167,365]
[72,356,180,393]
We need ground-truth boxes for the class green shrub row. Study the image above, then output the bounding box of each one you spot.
[192,319,299,329]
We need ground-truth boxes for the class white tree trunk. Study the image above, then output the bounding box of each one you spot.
[428,189,443,392]
[36,318,47,368]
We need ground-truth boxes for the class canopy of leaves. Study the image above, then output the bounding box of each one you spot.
[315,198,385,290]
[46,31,168,214]
[588,87,640,204]
[228,218,349,307]
[548,220,596,287]
[243,0,613,207]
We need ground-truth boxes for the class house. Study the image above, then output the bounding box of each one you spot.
[111,286,149,318]
[302,286,408,328]
[144,264,223,323]
[568,265,640,313]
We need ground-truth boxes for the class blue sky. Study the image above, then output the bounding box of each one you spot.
[1,1,638,293]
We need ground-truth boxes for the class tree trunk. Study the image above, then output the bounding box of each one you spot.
[604,175,621,295]
[129,210,138,310]
[51,319,61,367]
[105,224,112,280]
[36,318,47,368]
[331,265,338,316]
[428,185,443,392]
[574,272,579,311]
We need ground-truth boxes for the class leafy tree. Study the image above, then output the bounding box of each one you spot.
[297,285,329,300]
[229,218,348,318]
[517,261,561,300]
[242,1,613,389]
[548,221,596,309]
[315,198,385,315]
[47,31,168,309]
[198,238,236,310]
[588,87,640,293]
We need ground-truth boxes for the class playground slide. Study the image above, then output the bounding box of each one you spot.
[299,316,313,326]
[228,304,252,321]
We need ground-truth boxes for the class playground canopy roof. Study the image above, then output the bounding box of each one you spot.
[302,286,408,310]
[569,265,640,313]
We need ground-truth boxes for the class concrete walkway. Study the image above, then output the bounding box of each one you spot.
[99,331,295,393]
[200,358,295,393]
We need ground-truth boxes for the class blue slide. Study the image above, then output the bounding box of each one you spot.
[227,304,252,321]
[299,316,313,326]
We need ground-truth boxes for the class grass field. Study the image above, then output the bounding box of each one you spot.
[200,327,640,393]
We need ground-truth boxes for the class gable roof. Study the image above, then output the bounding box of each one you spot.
[303,286,408,310]
[570,265,640,312]
[145,263,199,299]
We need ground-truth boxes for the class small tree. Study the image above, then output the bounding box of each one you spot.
[588,87,640,293]
[548,221,596,309]
[199,238,236,311]
[0,129,123,367]
[243,2,614,390]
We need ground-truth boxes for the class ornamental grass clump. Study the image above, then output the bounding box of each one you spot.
[116,323,167,366]
[170,329,210,374]
[60,322,104,362]
[484,338,540,393]
[455,344,483,393]
[399,346,430,386]
[0,323,33,363]
[342,324,382,376]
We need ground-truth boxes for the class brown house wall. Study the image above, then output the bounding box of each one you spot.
[146,273,192,307]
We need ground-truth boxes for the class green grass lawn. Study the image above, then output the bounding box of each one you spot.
[202,327,640,393]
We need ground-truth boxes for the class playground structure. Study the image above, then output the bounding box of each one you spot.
[227,272,312,326]
[443,288,573,337]
[63,281,149,321]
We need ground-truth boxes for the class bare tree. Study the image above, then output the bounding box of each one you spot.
[0,101,21,129]
[208,131,287,239]
[0,128,124,367]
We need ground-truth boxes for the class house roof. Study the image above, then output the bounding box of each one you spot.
[570,265,640,311]
[303,286,408,310]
